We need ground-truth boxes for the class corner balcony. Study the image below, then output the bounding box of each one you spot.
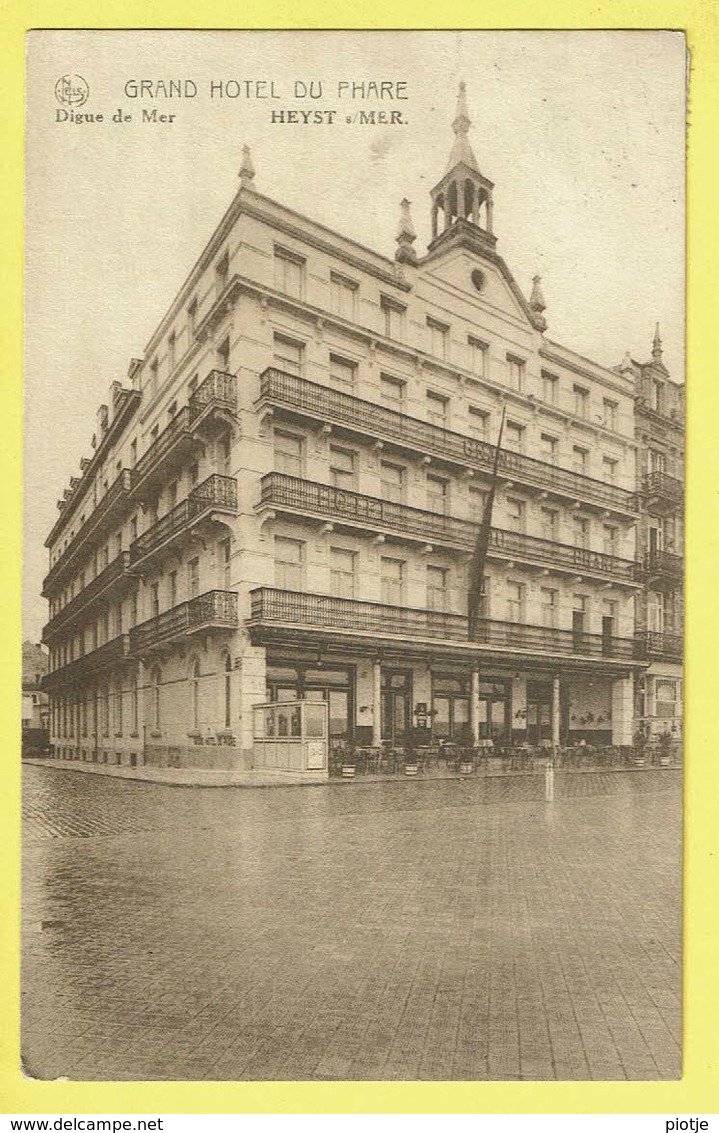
[42,551,134,643]
[258,473,639,586]
[43,634,132,693]
[635,629,683,662]
[642,471,683,515]
[131,372,237,501]
[257,368,638,517]
[129,590,238,657]
[42,471,133,598]
[129,475,238,575]
[638,549,683,589]
[247,587,640,667]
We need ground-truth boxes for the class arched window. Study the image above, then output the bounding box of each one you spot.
[191,659,201,730]
[131,674,138,734]
[151,667,162,732]
[223,653,232,729]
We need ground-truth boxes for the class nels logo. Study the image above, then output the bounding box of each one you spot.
[54,74,89,107]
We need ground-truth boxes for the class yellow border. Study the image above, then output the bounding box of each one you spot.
[3,2,718,1116]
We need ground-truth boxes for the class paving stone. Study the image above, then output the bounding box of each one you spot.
[22,765,682,1081]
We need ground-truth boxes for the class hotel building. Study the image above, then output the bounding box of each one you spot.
[42,85,663,771]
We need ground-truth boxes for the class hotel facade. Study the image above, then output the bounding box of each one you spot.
[41,86,683,772]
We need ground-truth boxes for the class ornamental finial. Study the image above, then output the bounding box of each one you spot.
[395,198,418,265]
[239,145,256,188]
[652,322,663,364]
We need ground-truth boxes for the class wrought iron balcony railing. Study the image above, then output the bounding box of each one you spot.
[43,551,133,642]
[129,475,237,568]
[259,473,639,584]
[640,548,683,582]
[634,629,683,661]
[642,471,683,508]
[258,368,638,515]
[248,587,639,661]
[129,590,238,655]
[42,471,133,597]
[43,634,131,692]
[131,373,237,499]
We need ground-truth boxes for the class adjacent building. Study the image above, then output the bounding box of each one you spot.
[41,85,682,772]
[22,640,49,750]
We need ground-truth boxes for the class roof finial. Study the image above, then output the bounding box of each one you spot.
[652,321,663,364]
[529,275,547,331]
[620,351,634,373]
[239,144,256,188]
[395,198,417,265]
[446,81,479,173]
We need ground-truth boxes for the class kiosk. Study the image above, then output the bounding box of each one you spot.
[252,699,329,776]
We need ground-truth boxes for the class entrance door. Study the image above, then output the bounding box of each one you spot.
[381,669,412,744]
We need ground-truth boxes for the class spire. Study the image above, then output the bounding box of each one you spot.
[428,83,495,252]
[395,198,417,265]
[652,322,663,364]
[529,275,547,331]
[446,80,480,173]
[238,145,256,188]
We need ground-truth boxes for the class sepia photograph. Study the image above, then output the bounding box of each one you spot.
[21,29,686,1083]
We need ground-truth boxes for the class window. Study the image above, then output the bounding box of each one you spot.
[602,456,617,484]
[115,678,123,735]
[151,668,162,732]
[114,531,122,557]
[274,246,304,298]
[602,398,618,430]
[468,406,489,440]
[167,481,178,511]
[114,602,123,636]
[329,354,356,390]
[468,336,488,377]
[427,474,448,515]
[381,296,405,340]
[573,515,589,549]
[274,537,304,590]
[572,445,588,475]
[541,371,558,404]
[380,374,405,408]
[150,582,160,619]
[330,548,356,598]
[655,679,678,718]
[187,557,200,598]
[380,461,404,503]
[130,592,138,628]
[540,587,557,628]
[602,525,618,556]
[220,538,231,587]
[648,449,666,474]
[330,273,357,319]
[539,433,557,464]
[188,373,198,396]
[329,445,356,490]
[273,334,303,377]
[573,593,587,636]
[188,461,199,486]
[130,439,137,467]
[149,357,159,397]
[215,250,229,295]
[101,686,110,737]
[131,675,138,733]
[130,515,138,543]
[191,659,201,730]
[217,336,230,372]
[168,570,178,608]
[506,497,525,533]
[573,384,589,419]
[427,564,448,611]
[469,484,488,516]
[187,297,198,336]
[507,355,525,391]
[223,654,232,729]
[652,380,664,414]
[505,421,524,453]
[168,331,176,372]
[506,580,524,622]
[426,390,448,427]
[427,317,449,359]
[381,557,404,605]
[274,430,303,477]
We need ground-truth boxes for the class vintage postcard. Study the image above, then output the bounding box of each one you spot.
[10,21,711,1110]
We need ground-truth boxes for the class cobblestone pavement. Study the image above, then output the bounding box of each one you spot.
[22,766,682,1082]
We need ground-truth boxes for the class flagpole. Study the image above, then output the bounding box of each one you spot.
[467,404,506,642]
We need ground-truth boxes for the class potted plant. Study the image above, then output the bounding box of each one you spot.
[459,747,475,775]
[632,723,649,768]
[340,741,356,779]
[404,737,419,777]
[658,729,673,767]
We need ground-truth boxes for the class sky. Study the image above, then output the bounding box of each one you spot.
[23,29,687,642]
